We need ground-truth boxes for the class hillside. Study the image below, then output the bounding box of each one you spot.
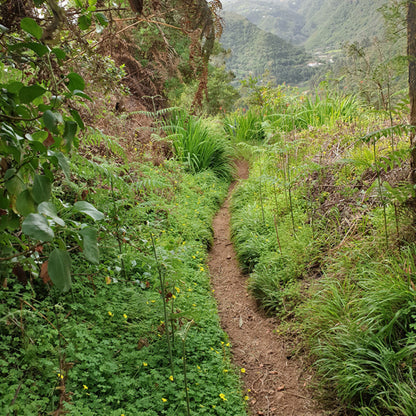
[222,0,307,45]
[222,0,388,51]
[220,11,315,84]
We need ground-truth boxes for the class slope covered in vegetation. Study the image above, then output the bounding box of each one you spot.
[220,11,314,84]
[2,1,416,416]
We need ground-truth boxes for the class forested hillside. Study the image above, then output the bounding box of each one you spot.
[222,0,388,51]
[222,0,307,45]
[220,11,314,84]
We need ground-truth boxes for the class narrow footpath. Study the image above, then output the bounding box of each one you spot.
[208,160,324,416]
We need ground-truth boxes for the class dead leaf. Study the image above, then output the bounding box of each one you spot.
[277,385,285,391]
[40,261,51,285]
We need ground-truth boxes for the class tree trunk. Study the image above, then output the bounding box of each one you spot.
[408,1,416,183]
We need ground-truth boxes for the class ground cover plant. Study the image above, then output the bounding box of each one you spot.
[226,83,416,415]
[1,149,247,415]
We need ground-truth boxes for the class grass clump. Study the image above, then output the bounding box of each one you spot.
[164,110,234,180]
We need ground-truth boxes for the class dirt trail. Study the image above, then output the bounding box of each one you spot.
[208,160,324,416]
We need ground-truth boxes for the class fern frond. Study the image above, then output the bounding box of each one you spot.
[359,124,415,144]
[83,127,127,161]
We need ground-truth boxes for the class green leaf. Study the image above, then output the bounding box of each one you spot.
[70,109,85,130]
[48,249,72,292]
[13,42,49,56]
[67,72,85,92]
[95,12,108,27]
[63,120,78,150]
[19,85,46,104]
[32,130,48,142]
[78,15,92,30]
[51,47,66,60]
[22,213,54,241]
[54,152,70,178]
[73,201,104,221]
[80,227,99,264]
[73,89,92,101]
[5,174,25,196]
[20,17,43,40]
[33,175,51,203]
[0,24,9,32]
[16,190,36,216]
[6,81,24,94]
[38,202,65,226]
[43,110,59,133]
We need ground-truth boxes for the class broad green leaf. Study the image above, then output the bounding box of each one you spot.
[6,81,23,94]
[78,15,92,30]
[5,174,24,196]
[54,152,70,179]
[34,0,46,5]
[43,110,59,133]
[80,227,99,264]
[20,17,43,40]
[32,130,48,142]
[63,120,78,150]
[70,109,85,130]
[73,201,104,221]
[0,193,9,209]
[22,213,54,241]
[33,175,51,203]
[15,105,32,119]
[51,47,66,60]
[67,72,85,92]
[38,202,65,226]
[16,190,36,216]
[15,42,49,56]
[19,85,46,104]
[48,249,72,292]
[95,12,108,26]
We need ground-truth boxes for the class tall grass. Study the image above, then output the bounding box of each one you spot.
[164,111,234,180]
[224,108,265,144]
[302,246,416,415]
[266,91,361,133]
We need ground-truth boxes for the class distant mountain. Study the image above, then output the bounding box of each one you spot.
[220,11,315,84]
[222,0,307,45]
[221,0,389,51]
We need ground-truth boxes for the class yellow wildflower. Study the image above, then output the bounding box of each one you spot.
[162,398,167,402]
[219,393,227,401]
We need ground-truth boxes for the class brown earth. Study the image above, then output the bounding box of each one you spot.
[208,160,325,416]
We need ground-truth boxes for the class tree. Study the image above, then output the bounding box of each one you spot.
[408,0,416,183]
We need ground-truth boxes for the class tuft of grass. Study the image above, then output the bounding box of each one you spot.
[164,111,234,180]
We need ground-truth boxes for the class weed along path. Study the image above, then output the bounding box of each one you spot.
[208,160,323,416]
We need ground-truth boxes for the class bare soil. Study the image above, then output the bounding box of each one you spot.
[208,160,324,416]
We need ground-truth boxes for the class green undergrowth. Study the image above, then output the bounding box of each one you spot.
[1,155,247,415]
[227,87,416,414]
